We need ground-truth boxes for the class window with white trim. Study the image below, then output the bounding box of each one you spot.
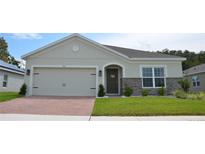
[192,76,200,87]
[142,68,153,87]
[142,67,165,88]
[3,74,8,87]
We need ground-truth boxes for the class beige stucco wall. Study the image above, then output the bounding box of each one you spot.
[185,73,205,92]
[0,70,24,92]
[24,37,183,95]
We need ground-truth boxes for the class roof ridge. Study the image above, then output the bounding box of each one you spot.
[103,44,149,52]
[104,44,184,59]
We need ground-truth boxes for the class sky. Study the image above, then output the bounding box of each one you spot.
[1,33,205,60]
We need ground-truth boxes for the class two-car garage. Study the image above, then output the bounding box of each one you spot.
[32,67,97,96]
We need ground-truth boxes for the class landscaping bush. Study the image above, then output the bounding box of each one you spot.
[174,90,205,100]
[123,87,133,97]
[158,86,166,96]
[196,92,205,100]
[178,79,190,92]
[173,89,187,99]
[141,89,149,96]
[187,93,198,100]
[98,84,105,97]
[19,83,27,96]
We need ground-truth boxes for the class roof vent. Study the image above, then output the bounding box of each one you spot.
[72,45,79,52]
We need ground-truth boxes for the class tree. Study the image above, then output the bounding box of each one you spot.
[8,56,20,68]
[158,48,205,70]
[0,37,9,62]
[0,36,20,68]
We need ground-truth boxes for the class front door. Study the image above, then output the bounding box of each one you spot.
[106,69,118,94]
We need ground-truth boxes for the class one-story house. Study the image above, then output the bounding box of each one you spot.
[184,63,205,92]
[22,33,186,97]
[0,60,25,92]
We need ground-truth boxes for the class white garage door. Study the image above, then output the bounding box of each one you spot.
[32,68,96,96]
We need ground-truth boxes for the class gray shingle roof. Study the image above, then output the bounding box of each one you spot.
[0,60,25,73]
[22,33,186,61]
[104,45,184,59]
[184,63,205,76]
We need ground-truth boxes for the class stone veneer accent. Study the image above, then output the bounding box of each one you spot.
[121,78,182,96]
[166,78,181,95]
[121,78,142,95]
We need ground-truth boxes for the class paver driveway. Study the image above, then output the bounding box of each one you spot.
[0,96,95,116]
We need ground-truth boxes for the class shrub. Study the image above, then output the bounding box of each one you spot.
[141,89,149,96]
[181,92,205,100]
[178,79,190,92]
[158,86,166,96]
[19,83,27,96]
[173,89,187,99]
[123,87,133,97]
[196,92,205,100]
[98,84,105,97]
[187,93,198,100]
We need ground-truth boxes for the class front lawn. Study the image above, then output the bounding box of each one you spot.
[0,92,20,102]
[92,97,205,116]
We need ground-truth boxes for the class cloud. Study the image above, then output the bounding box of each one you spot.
[11,33,42,39]
[96,34,153,50]
[95,33,205,52]
[137,40,151,50]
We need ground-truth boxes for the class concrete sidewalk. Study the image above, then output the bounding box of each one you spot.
[91,116,205,121]
[1,114,205,121]
[0,114,90,121]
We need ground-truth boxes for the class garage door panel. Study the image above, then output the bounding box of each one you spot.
[32,68,96,96]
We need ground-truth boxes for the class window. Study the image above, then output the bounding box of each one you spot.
[143,78,153,87]
[192,76,200,87]
[142,66,165,88]
[142,68,153,87]
[154,68,165,87]
[3,74,8,87]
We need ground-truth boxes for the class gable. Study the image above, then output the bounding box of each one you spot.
[23,34,129,61]
[26,36,128,61]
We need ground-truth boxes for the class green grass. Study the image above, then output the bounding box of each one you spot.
[92,97,205,116]
[0,92,21,102]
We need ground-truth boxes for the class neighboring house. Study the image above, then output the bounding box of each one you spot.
[0,60,25,92]
[22,33,185,97]
[184,64,205,92]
